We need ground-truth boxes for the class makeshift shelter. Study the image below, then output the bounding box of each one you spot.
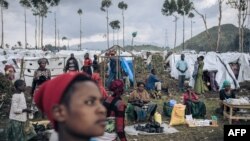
[166,52,250,89]
[99,45,136,87]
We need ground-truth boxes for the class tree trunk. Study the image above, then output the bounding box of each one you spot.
[80,15,82,50]
[241,1,248,52]
[107,9,110,49]
[41,16,44,49]
[122,9,125,47]
[194,9,213,50]
[117,29,119,45]
[35,16,37,49]
[1,4,4,48]
[38,15,41,48]
[113,29,114,46]
[131,37,134,46]
[182,15,185,51]
[216,0,223,52]
[24,8,27,49]
[55,12,57,48]
[58,30,60,49]
[174,16,177,49]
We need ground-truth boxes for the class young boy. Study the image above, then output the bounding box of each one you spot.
[8,80,36,141]
[34,72,107,141]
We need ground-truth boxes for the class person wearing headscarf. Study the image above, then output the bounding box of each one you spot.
[183,86,206,118]
[219,80,236,113]
[31,58,51,96]
[4,65,16,82]
[64,53,79,72]
[92,66,108,99]
[34,73,106,141]
[194,56,206,94]
[100,80,127,141]
[128,82,158,122]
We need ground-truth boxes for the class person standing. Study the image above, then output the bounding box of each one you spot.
[194,56,205,94]
[82,53,93,76]
[7,80,36,141]
[31,58,51,96]
[176,54,188,92]
[93,54,99,71]
[64,53,79,72]
[101,80,127,141]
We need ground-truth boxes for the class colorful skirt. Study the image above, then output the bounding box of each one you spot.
[7,120,36,141]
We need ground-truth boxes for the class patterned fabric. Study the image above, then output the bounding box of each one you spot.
[194,62,205,94]
[103,96,127,141]
[129,90,150,102]
[31,68,51,95]
[183,91,199,105]
[65,58,79,72]
[7,120,36,141]
[109,80,124,96]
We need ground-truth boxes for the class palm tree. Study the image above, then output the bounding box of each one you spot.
[101,0,112,49]
[131,32,137,46]
[118,1,128,47]
[109,20,120,45]
[162,0,194,50]
[77,9,83,50]
[32,10,39,49]
[0,0,8,49]
[62,36,69,50]
[20,0,32,49]
[30,0,60,50]
[188,12,194,45]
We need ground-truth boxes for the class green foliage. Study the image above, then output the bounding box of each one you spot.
[19,0,32,8]
[174,24,250,52]
[132,32,137,38]
[118,1,128,10]
[109,20,120,30]
[162,0,194,16]
[101,0,112,11]
[125,45,165,51]
[0,0,8,9]
[78,8,83,15]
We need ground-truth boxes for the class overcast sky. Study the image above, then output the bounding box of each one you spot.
[2,0,249,50]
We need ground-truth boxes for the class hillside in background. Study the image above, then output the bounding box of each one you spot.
[125,45,167,51]
[174,24,250,52]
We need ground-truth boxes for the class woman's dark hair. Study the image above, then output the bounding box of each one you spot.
[151,69,155,74]
[199,56,204,61]
[14,79,25,89]
[137,82,145,87]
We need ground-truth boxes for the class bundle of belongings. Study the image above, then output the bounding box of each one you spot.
[163,100,176,117]
[224,97,250,105]
[134,121,164,133]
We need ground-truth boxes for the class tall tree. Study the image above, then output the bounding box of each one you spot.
[227,0,248,52]
[162,0,194,50]
[101,0,112,49]
[20,0,32,49]
[188,12,194,45]
[177,0,194,50]
[31,0,60,49]
[32,10,39,49]
[62,36,69,49]
[0,0,8,49]
[109,20,120,45]
[216,0,224,52]
[131,32,137,46]
[77,9,83,50]
[118,1,128,47]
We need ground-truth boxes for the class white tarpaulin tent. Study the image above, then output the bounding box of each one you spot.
[167,52,250,89]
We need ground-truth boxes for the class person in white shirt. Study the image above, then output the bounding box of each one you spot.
[7,79,36,141]
[176,54,188,92]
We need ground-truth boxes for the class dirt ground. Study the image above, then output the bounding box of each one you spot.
[1,55,250,141]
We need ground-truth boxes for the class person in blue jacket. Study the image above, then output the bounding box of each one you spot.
[146,69,162,91]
